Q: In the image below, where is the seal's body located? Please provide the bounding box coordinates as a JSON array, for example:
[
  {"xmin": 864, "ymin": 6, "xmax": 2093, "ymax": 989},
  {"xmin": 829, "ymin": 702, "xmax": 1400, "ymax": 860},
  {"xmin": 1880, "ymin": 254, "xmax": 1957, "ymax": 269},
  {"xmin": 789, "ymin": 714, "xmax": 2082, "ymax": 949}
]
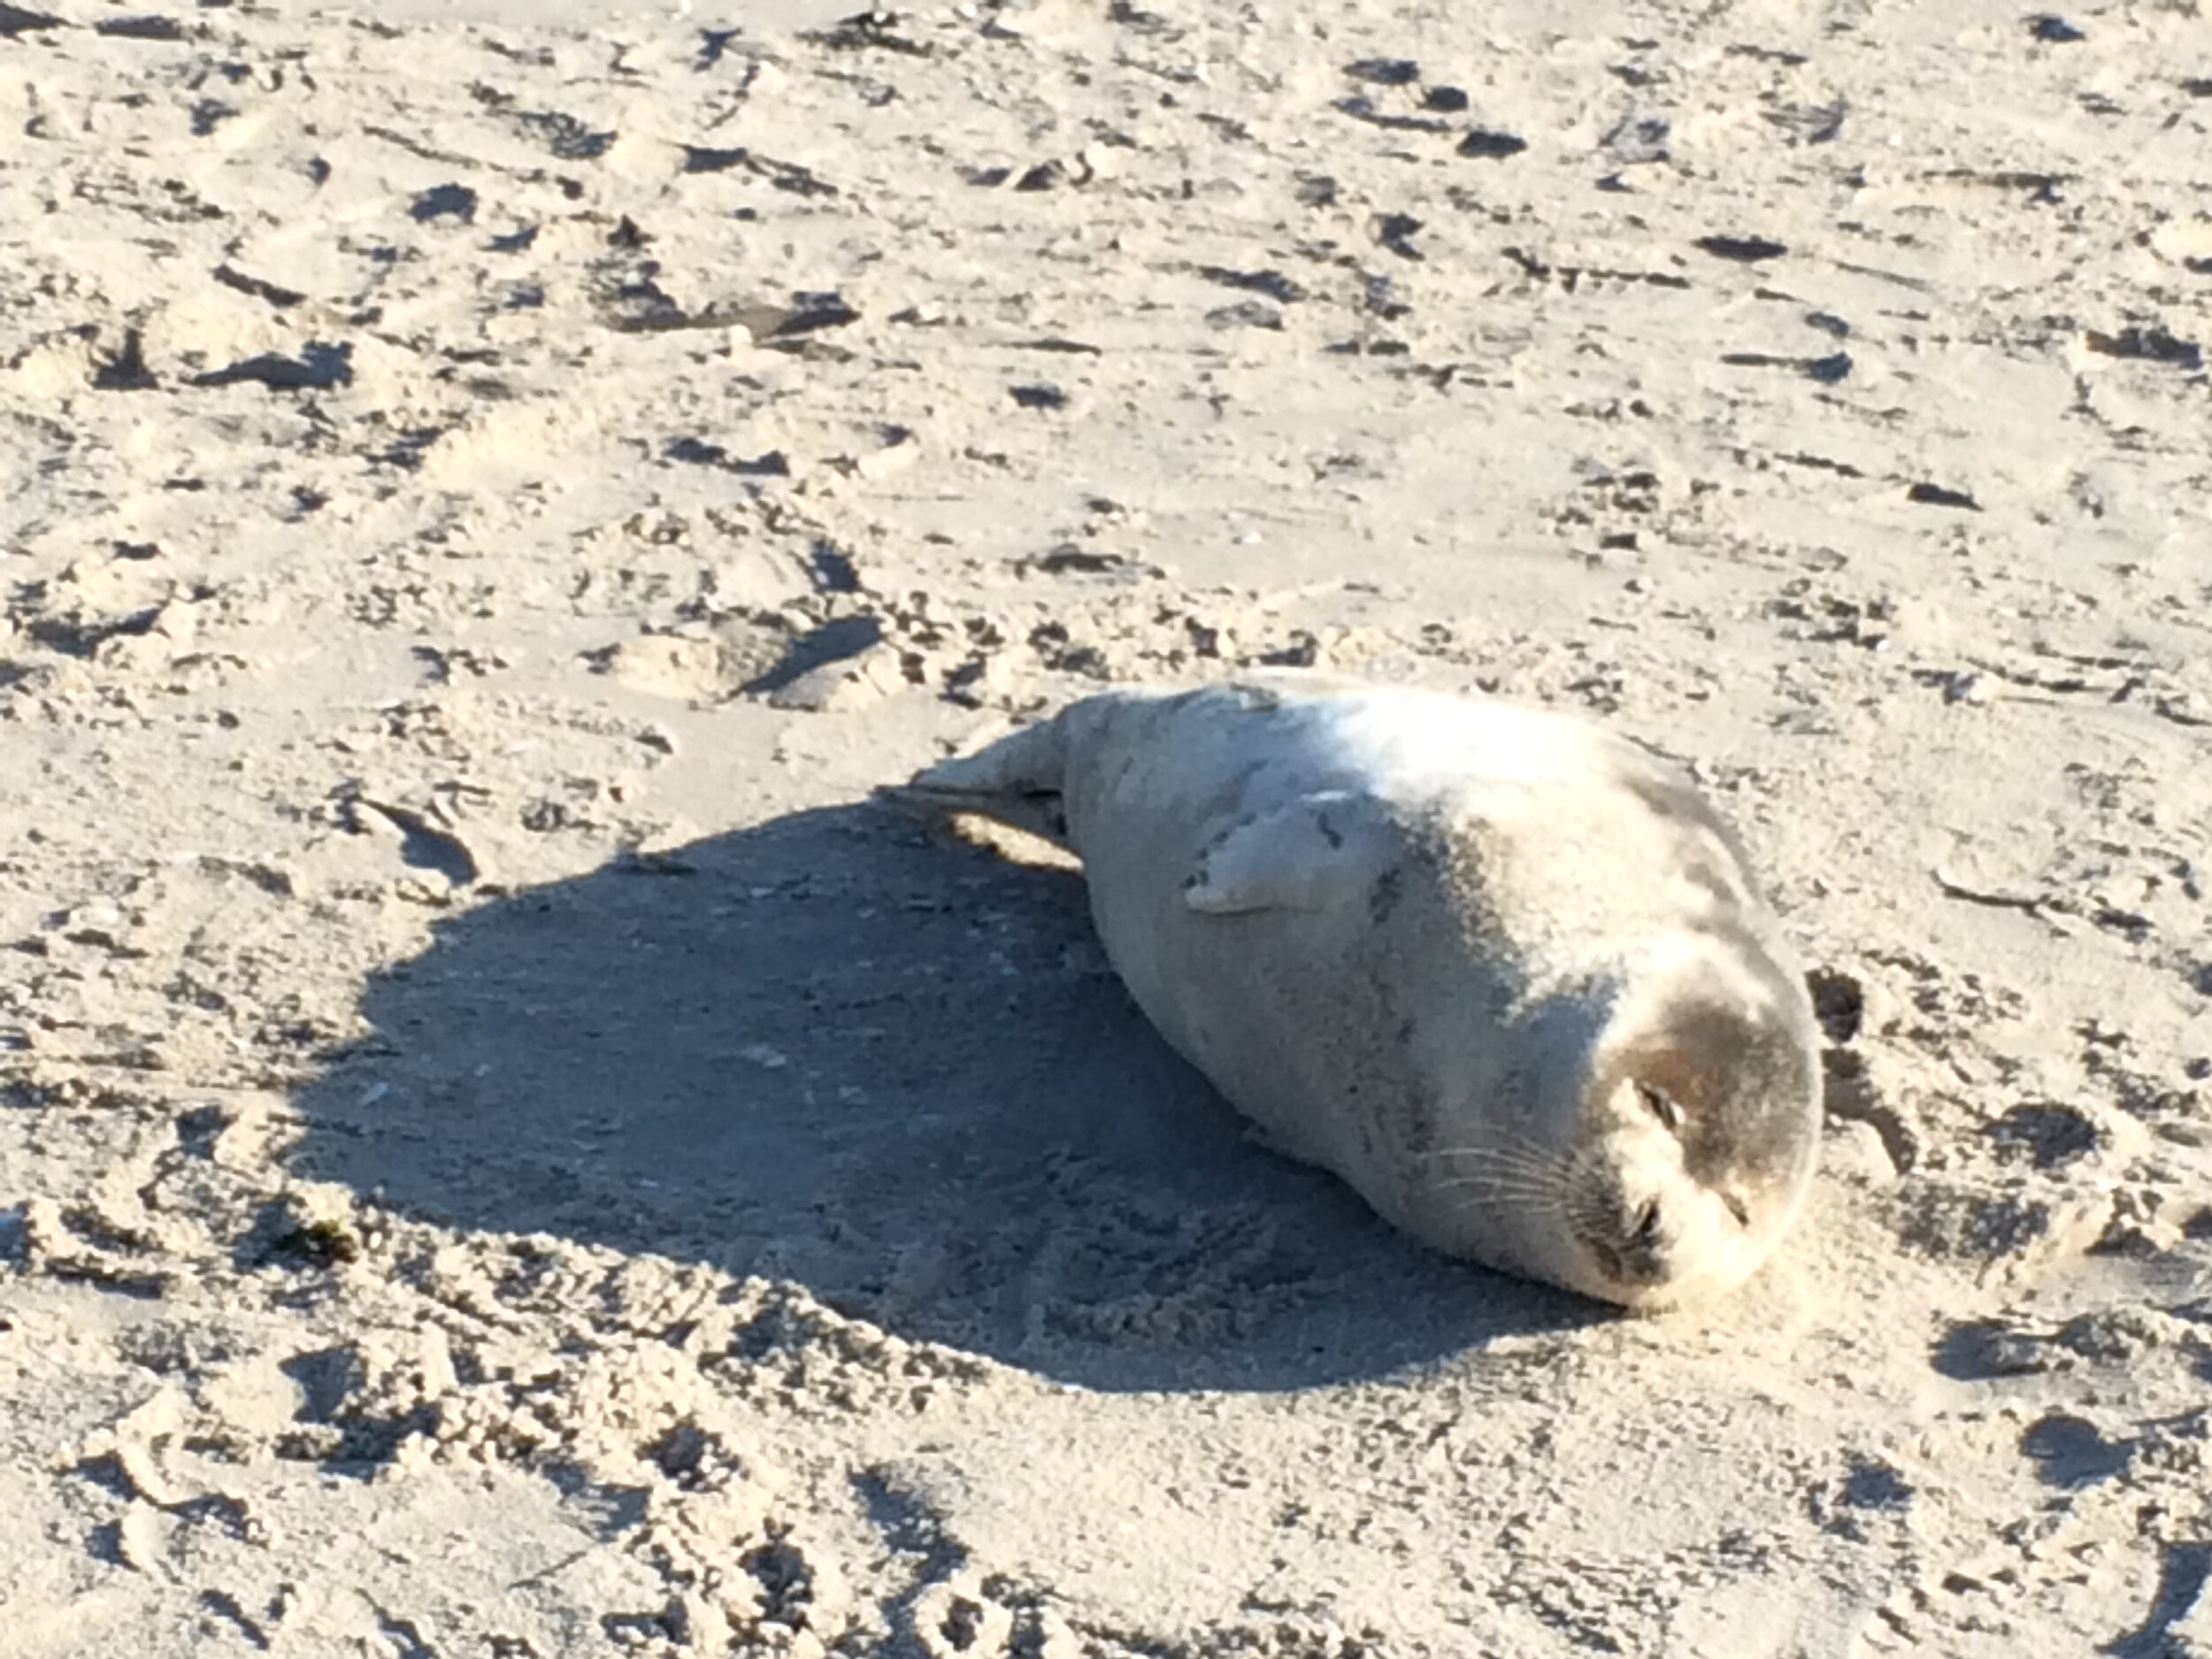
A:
[{"xmin": 893, "ymin": 677, "xmax": 1822, "ymax": 1308}]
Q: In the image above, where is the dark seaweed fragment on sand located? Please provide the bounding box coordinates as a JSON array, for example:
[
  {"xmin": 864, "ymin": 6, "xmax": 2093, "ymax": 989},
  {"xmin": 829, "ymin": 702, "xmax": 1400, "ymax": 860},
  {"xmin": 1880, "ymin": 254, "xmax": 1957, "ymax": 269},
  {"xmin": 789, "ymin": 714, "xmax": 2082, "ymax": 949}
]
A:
[
  {"xmin": 1459, "ymin": 128, "xmax": 1528, "ymax": 160},
  {"xmin": 1720, "ymin": 350, "xmax": 1852, "ymax": 383},
  {"xmin": 214, "ymin": 265, "xmax": 306, "ymax": 307},
  {"xmin": 96, "ymin": 14, "xmax": 186, "ymax": 38},
  {"xmin": 411, "ymin": 182, "xmax": 478, "ymax": 223},
  {"xmin": 1696, "ymin": 234, "xmax": 1788, "ymax": 262},
  {"xmin": 1344, "ymin": 58, "xmax": 1420, "ymax": 86},
  {"xmin": 1907, "ymin": 482, "xmax": 1980, "ymax": 511},
  {"xmin": 2085, "ymin": 326, "xmax": 2202, "ymax": 371},
  {"xmin": 682, "ymin": 145, "xmax": 749, "ymax": 173},
  {"xmin": 0, "ymin": 4, "xmax": 62, "ymax": 35}
]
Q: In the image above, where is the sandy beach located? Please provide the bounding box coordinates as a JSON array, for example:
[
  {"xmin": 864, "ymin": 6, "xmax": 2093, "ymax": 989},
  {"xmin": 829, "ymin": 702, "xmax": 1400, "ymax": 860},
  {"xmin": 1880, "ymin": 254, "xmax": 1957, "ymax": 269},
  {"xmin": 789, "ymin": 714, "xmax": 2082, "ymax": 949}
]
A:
[{"xmin": 3, "ymin": 0, "xmax": 2209, "ymax": 1653}]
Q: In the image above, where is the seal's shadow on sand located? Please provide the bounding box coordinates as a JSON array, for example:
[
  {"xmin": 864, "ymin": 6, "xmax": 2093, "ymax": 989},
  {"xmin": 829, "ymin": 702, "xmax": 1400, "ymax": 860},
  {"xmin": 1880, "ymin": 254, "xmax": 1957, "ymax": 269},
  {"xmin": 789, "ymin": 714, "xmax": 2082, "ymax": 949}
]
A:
[{"xmin": 289, "ymin": 805, "xmax": 1601, "ymax": 1392}]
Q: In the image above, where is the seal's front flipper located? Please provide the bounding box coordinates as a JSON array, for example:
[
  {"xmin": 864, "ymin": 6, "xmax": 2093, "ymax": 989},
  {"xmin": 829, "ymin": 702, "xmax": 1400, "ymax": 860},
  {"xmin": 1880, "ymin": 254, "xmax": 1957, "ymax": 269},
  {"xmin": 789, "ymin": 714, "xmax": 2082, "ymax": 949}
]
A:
[
  {"xmin": 1182, "ymin": 790, "xmax": 1397, "ymax": 915},
  {"xmin": 878, "ymin": 716, "xmax": 1075, "ymax": 848}
]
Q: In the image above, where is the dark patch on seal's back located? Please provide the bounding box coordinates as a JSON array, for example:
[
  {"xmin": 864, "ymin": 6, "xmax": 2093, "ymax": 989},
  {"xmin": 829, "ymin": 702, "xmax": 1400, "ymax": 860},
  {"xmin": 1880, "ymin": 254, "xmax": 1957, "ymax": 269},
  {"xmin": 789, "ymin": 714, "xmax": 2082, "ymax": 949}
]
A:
[
  {"xmin": 1677, "ymin": 859, "xmax": 1740, "ymax": 910},
  {"xmin": 1710, "ymin": 919, "xmax": 1812, "ymax": 1029},
  {"xmin": 1617, "ymin": 765, "xmax": 1705, "ymax": 823},
  {"xmin": 1188, "ymin": 755, "xmax": 1272, "ymax": 831},
  {"xmin": 1612, "ymin": 759, "xmax": 1806, "ymax": 1015},
  {"xmin": 1391, "ymin": 1080, "xmax": 1441, "ymax": 1158},
  {"xmin": 1614, "ymin": 763, "xmax": 1761, "ymax": 881},
  {"xmin": 1369, "ymin": 864, "xmax": 1403, "ymax": 924},
  {"xmin": 1194, "ymin": 809, "xmax": 1260, "ymax": 864}
]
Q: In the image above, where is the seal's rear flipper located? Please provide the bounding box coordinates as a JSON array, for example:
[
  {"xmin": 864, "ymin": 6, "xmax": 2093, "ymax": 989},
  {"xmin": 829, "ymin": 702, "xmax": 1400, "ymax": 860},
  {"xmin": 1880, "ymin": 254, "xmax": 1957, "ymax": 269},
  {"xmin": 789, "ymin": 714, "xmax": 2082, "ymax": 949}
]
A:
[{"xmin": 877, "ymin": 716, "xmax": 1074, "ymax": 849}]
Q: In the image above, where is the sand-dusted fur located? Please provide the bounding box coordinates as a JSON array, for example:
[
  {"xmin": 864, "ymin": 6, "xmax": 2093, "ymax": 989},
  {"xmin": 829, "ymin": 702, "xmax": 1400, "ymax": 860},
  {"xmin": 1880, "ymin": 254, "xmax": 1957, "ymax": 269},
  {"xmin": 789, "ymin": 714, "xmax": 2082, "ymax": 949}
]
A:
[{"xmin": 892, "ymin": 675, "xmax": 1823, "ymax": 1308}]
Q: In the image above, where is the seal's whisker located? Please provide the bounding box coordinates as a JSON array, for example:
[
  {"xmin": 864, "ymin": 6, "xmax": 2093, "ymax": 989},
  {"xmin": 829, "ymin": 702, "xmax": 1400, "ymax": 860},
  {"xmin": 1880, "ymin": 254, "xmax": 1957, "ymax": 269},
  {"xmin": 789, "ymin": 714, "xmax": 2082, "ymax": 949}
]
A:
[
  {"xmin": 1422, "ymin": 1148, "xmax": 1567, "ymax": 1184},
  {"xmin": 1427, "ymin": 1168, "xmax": 1562, "ymax": 1191},
  {"xmin": 1426, "ymin": 1140, "xmax": 1556, "ymax": 1166},
  {"xmin": 1441, "ymin": 1188, "xmax": 1552, "ymax": 1221},
  {"xmin": 1425, "ymin": 1163, "xmax": 1563, "ymax": 1194},
  {"xmin": 1462, "ymin": 1126, "xmax": 1590, "ymax": 1173},
  {"xmin": 1425, "ymin": 1177, "xmax": 1584, "ymax": 1203},
  {"xmin": 1425, "ymin": 1139, "xmax": 1567, "ymax": 1179}
]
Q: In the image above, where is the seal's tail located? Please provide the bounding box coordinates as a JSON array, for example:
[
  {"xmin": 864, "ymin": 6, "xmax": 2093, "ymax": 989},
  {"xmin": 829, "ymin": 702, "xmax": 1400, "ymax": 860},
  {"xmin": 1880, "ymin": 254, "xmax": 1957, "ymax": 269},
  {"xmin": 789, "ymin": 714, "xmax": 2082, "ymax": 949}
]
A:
[{"xmin": 875, "ymin": 714, "xmax": 1074, "ymax": 848}]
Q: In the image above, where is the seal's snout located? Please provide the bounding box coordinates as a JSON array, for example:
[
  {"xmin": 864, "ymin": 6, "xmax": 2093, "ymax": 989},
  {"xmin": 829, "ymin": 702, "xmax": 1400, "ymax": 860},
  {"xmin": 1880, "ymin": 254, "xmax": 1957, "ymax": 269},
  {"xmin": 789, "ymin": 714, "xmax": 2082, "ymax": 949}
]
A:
[{"xmin": 1579, "ymin": 1194, "xmax": 1674, "ymax": 1288}]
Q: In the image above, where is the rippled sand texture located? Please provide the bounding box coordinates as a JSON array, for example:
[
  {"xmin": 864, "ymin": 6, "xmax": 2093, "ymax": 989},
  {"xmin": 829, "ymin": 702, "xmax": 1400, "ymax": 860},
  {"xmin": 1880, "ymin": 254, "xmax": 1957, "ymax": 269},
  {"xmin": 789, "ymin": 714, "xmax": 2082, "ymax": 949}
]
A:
[{"xmin": 3, "ymin": 2, "xmax": 2210, "ymax": 1655}]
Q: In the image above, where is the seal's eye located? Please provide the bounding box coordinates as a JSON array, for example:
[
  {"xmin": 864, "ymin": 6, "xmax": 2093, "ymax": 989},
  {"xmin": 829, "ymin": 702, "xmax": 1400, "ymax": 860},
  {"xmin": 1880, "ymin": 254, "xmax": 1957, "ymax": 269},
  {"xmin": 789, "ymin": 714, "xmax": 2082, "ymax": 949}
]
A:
[{"xmin": 1635, "ymin": 1080, "xmax": 1683, "ymax": 1133}]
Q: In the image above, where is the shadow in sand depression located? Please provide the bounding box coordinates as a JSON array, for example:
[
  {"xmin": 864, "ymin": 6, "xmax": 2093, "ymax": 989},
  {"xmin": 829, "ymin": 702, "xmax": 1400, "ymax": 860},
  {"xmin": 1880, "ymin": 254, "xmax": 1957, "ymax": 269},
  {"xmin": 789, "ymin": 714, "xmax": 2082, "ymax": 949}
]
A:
[{"xmin": 288, "ymin": 803, "xmax": 1601, "ymax": 1392}]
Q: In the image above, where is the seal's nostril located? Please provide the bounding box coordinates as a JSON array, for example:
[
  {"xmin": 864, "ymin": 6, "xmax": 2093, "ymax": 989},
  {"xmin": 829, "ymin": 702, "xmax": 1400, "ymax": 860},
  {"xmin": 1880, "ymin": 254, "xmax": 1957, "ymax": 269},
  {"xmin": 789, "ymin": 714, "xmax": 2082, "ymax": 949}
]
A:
[{"xmin": 1632, "ymin": 1201, "xmax": 1662, "ymax": 1247}]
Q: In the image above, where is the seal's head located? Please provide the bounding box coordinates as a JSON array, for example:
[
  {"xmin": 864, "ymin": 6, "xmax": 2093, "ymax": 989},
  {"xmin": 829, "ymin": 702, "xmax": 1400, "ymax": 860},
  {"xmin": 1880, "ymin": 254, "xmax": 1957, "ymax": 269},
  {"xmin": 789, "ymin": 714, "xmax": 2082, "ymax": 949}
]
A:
[
  {"xmin": 1552, "ymin": 979, "xmax": 1822, "ymax": 1309},
  {"xmin": 1427, "ymin": 967, "xmax": 1822, "ymax": 1310}
]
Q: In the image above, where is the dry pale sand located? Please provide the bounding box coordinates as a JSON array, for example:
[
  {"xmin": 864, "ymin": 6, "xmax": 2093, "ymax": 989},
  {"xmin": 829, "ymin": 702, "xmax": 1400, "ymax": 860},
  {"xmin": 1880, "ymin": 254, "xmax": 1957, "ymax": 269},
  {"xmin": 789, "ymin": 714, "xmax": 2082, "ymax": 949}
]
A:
[{"xmin": 3, "ymin": 0, "xmax": 2210, "ymax": 1654}]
